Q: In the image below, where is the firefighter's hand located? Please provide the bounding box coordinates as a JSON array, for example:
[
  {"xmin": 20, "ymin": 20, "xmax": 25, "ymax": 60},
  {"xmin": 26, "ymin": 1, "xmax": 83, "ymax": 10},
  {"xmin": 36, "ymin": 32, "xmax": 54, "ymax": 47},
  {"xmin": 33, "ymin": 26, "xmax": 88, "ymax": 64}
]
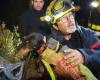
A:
[{"xmin": 64, "ymin": 49, "xmax": 84, "ymax": 67}]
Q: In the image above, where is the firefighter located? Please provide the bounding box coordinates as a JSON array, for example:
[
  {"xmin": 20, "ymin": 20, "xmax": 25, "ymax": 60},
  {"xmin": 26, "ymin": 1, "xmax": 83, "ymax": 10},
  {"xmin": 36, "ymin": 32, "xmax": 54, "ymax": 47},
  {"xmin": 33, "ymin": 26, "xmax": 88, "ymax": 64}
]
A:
[
  {"xmin": 89, "ymin": 0, "xmax": 100, "ymax": 37},
  {"xmin": 41, "ymin": 0, "xmax": 100, "ymax": 79}
]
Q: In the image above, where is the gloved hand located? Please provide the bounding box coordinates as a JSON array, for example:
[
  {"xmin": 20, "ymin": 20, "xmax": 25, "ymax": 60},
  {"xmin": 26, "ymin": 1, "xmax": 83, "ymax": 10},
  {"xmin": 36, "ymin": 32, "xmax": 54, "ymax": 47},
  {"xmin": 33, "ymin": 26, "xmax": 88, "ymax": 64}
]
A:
[
  {"xmin": 41, "ymin": 47, "xmax": 97, "ymax": 80},
  {"xmin": 41, "ymin": 47, "xmax": 84, "ymax": 80}
]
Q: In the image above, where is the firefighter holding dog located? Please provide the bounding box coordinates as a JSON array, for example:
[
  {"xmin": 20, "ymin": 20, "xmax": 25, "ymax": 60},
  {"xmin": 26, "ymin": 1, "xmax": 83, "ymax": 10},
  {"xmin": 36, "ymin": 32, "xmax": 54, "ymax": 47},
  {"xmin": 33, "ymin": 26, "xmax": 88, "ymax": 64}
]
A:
[{"xmin": 40, "ymin": 0, "xmax": 100, "ymax": 79}]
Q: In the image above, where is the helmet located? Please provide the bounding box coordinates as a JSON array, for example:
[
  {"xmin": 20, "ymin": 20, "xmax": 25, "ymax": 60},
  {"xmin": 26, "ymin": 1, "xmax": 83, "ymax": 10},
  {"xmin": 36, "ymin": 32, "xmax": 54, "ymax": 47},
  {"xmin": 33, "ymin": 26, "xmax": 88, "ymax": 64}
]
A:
[{"xmin": 40, "ymin": 0, "xmax": 75, "ymax": 24}]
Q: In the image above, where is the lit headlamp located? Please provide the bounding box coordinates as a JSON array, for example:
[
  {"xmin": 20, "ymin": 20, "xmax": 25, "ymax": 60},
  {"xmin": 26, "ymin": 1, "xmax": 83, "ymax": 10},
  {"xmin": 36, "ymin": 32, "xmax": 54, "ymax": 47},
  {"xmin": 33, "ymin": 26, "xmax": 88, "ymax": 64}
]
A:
[
  {"xmin": 91, "ymin": 0, "xmax": 99, "ymax": 8},
  {"xmin": 40, "ymin": 15, "xmax": 52, "ymax": 23}
]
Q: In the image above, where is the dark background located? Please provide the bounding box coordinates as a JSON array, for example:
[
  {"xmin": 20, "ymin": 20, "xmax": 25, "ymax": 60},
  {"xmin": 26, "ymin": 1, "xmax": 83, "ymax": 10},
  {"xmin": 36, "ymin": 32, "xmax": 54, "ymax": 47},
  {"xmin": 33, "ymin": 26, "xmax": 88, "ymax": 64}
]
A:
[
  {"xmin": 0, "ymin": 0, "xmax": 90, "ymax": 30},
  {"xmin": 0, "ymin": 0, "xmax": 29, "ymax": 30},
  {"xmin": 0, "ymin": 0, "xmax": 51, "ymax": 30}
]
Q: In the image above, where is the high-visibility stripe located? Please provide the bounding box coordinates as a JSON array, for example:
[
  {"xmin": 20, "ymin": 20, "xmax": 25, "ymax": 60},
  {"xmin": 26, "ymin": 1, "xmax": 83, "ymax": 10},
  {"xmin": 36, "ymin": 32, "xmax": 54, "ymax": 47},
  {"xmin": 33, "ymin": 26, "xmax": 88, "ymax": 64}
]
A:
[
  {"xmin": 89, "ymin": 41, "xmax": 100, "ymax": 49},
  {"xmin": 41, "ymin": 59, "xmax": 56, "ymax": 80},
  {"xmin": 90, "ymin": 24, "xmax": 100, "ymax": 31}
]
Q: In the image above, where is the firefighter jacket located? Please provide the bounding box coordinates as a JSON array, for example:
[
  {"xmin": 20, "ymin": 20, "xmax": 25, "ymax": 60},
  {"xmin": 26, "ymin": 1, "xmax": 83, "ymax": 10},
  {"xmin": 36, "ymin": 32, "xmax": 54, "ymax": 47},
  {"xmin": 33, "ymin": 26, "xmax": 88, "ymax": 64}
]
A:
[
  {"xmin": 89, "ymin": 3, "xmax": 100, "ymax": 36},
  {"xmin": 50, "ymin": 25, "xmax": 100, "ymax": 78}
]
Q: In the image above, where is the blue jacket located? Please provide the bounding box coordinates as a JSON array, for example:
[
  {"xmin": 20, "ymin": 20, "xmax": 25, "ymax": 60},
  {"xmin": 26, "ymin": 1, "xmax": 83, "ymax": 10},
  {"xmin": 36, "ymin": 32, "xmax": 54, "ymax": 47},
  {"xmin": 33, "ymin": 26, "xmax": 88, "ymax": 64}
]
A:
[{"xmin": 51, "ymin": 25, "xmax": 100, "ymax": 78}]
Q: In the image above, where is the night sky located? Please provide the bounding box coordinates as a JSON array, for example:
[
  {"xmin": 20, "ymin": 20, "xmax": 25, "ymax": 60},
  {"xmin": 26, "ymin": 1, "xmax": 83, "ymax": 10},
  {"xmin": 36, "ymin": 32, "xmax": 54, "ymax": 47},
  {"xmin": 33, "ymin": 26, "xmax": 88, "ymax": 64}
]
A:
[{"xmin": 0, "ymin": 0, "xmax": 29, "ymax": 30}]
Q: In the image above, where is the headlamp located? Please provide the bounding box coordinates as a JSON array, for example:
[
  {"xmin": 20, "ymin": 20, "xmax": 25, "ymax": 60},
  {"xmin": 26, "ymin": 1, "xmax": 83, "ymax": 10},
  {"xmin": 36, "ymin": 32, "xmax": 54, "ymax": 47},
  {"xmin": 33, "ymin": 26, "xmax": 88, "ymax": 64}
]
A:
[
  {"xmin": 40, "ymin": 15, "xmax": 52, "ymax": 23},
  {"xmin": 45, "ymin": 16, "xmax": 52, "ymax": 22}
]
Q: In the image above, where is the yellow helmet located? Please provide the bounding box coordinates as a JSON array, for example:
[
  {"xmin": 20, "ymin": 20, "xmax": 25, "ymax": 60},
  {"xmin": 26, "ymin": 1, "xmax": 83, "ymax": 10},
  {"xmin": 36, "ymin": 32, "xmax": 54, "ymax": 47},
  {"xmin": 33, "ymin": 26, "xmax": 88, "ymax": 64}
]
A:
[{"xmin": 41, "ymin": 0, "xmax": 75, "ymax": 24}]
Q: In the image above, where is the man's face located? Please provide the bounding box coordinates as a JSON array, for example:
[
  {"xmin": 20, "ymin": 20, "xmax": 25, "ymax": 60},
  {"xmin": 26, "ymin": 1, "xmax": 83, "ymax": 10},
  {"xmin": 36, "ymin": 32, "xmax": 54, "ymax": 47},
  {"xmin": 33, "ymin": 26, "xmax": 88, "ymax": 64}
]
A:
[
  {"xmin": 56, "ymin": 12, "xmax": 76, "ymax": 35},
  {"xmin": 32, "ymin": 0, "xmax": 44, "ymax": 11}
]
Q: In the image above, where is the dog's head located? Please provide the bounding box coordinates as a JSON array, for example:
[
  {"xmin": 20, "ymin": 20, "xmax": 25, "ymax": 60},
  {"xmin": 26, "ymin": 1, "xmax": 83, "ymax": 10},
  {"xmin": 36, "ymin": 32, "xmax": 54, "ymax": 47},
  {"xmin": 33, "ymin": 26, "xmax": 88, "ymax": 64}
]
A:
[{"xmin": 23, "ymin": 33, "xmax": 46, "ymax": 50}]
